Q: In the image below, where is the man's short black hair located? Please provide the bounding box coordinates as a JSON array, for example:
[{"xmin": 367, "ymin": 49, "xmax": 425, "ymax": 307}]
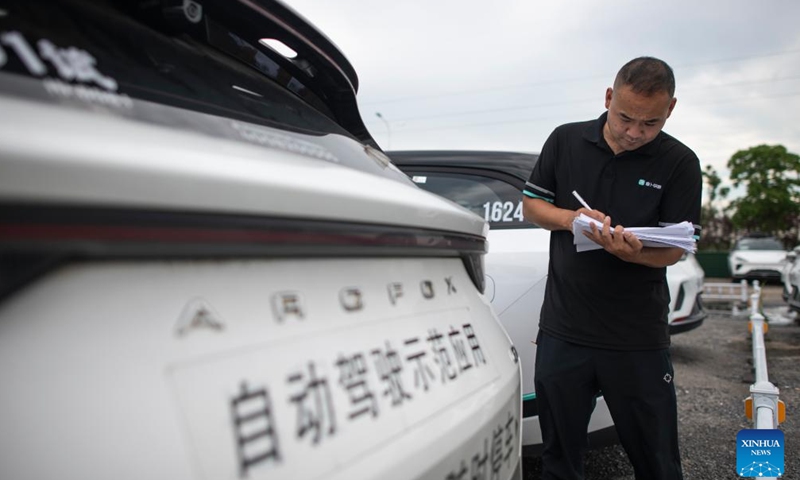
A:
[{"xmin": 614, "ymin": 57, "xmax": 675, "ymax": 98}]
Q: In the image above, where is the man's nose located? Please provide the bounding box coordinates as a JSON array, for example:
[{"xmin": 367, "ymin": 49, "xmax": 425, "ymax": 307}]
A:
[{"xmin": 626, "ymin": 125, "xmax": 644, "ymax": 139}]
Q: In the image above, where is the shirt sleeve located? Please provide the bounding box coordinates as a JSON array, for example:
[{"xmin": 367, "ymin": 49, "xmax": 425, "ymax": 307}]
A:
[
  {"xmin": 660, "ymin": 150, "xmax": 703, "ymax": 241},
  {"xmin": 523, "ymin": 128, "xmax": 559, "ymax": 204}
]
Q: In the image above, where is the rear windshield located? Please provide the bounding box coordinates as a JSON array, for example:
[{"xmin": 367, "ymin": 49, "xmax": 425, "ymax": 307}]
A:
[
  {"xmin": 0, "ymin": 1, "xmax": 351, "ymax": 138},
  {"xmin": 736, "ymin": 238, "xmax": 784, "ymax": 251},
  {"xmin": 409, "ymin": 172, "xmax": 533, "ymax": 229}
]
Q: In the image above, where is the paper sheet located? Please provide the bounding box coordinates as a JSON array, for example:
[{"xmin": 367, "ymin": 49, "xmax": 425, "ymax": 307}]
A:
[{"xmin": 572, "ymin": 214, "xmax": 696, "ymax": 253}]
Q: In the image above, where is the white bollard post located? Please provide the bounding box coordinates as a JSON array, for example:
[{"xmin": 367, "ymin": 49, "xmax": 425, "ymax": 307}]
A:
[
  {"xmin": 749, "ymin": 288, "xmax": 781, "ymax": 432},
  {"xmin": 732, "ymin": 279, "xmax": 749, "ymax": 316},
  {"xmin": 740, "ymin": 279, "xmax": 748, "ymax": 304}
]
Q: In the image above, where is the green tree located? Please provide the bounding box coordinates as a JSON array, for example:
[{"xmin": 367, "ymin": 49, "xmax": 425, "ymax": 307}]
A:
[
  {"xmin": 699, "ymin": 165, "xmax": 733, "ymax": 250},
  {"xmin": 726, "ymin": 144, "xmax": 800, "ymax": 246}
]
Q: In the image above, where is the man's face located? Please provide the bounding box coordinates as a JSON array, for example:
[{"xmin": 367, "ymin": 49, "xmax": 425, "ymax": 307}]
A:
[{"xmin": 603, "ymin": 84, "xmax": 676, "ymax": 153}]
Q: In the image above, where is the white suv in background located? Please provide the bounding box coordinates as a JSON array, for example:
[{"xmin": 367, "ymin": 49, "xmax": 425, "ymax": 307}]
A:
[
  {"xmin": 728, "ymin": 234, "xmax": 788, "ymax": 284},
  {"xmin": 0, "ymin": 2, "xmax": 522, "ymax": 479}
]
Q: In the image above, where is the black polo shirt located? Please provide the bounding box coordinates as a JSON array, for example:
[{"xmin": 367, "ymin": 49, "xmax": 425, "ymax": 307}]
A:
[{"xmin": 524, "ymin": 112, "xmax": 702, "ymax": 350}]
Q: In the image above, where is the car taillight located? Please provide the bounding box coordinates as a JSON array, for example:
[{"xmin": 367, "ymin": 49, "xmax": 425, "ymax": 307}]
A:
[{"xmin": 0, "ymin": 204, "xmax": 488, "ymax": 300}]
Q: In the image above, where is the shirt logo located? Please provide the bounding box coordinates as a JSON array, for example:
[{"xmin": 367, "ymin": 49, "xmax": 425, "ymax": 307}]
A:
[{"xmin": 638, "ymin": 178, "xmax": 662, "ymax": 190}]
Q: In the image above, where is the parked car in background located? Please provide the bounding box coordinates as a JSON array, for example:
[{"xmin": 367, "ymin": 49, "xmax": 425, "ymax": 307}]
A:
[
  {"xmin": 784, "ymin": 246, "xmax": 800, "ymax": 312},
  {"xmin": 390, "ymin": 149, "xmax": 707, "ymax": 454},
  {"xmin": 666, "ymin": 252, "xmax": 707, "ymax": 333},
  {"xmin": 0, "ymin": 3, "xmax": 522, "ymax": 480},
  {"xmin": 728, "ymin": 234, "xmax": 788, "ymax": 284}
]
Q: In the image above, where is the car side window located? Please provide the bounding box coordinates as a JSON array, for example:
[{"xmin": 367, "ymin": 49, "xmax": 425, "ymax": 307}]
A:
[
  {"xmin": 736, "ymin": 238, "xmax": 784, "ymax": 251},
  {"xmin": 409, "ymin": 172, "xmax": 533, "ymax": 229}
]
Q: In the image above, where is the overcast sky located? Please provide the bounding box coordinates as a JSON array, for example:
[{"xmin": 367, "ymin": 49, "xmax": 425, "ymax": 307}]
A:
[{"xmin": 285, "ymin": 0, "xmax": 800, "ymax": 195}]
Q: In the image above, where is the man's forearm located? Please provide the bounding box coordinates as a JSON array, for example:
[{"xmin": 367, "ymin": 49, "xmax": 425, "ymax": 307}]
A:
[
  {"xmin": 522, "ymin": 197, "xmax": 575, "ymax": 231},
  {"xmin": 625, "ymin": 246, "xmax": 685, "ymax": 268}
]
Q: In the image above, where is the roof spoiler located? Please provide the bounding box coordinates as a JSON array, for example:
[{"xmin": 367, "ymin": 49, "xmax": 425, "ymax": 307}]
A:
[{"xmin": 132, "ymin": 0, "xmax": 378, "ymax": 148}]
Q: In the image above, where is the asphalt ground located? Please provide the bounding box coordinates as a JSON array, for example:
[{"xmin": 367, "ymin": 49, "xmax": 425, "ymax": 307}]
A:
[{"xmin": 522, "ymin": 282, "xmax": 798, "ymax": 479}]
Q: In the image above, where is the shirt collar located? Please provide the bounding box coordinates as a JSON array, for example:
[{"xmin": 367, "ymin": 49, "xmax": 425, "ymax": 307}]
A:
[{"xmin": 583, "ymin": 111, "xmax": 663, "ymax": 157}]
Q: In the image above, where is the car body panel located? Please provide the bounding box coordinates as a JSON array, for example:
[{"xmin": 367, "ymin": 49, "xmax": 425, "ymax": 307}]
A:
[
  {"xmin": 484, "ymin": 229, "xmax": 549, "ymax": 398},
  {"xmin": 0, "ymin": 93, "xmax": 485, "ymax": 236}
]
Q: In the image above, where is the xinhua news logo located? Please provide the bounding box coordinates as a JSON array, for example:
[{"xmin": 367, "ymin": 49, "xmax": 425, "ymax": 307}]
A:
[{"xmin": 736, "ymin": 429, "xmax": 784, "ymax": 477}]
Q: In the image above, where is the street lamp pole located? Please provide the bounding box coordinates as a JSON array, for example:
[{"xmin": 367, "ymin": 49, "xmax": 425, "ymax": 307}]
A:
[{"xmin": 375, "ymin": 112, "xmax": 391, "ymax": 149}]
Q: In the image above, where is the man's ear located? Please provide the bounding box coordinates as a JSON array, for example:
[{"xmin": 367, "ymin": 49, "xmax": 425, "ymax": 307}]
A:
[
  {"xmin": 666, "ymin": 97, "xmax": 677, "ymax": 118},
  {"xmin": 604, "ymin": 87, "xmax": 613, "ymax": 109}
]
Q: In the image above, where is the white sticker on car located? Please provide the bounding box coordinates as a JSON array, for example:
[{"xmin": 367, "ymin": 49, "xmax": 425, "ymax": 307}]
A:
[
  {"xmin": 0, "ymin": 30, "xmax": 132, "ymax": 108},
  {"xmin": 168, "ymin": 308, "xmax": 498, "ymax": 479},
  {"xmin": 0, "ymin": 30, "xmax": 118, "ymax": 89}
]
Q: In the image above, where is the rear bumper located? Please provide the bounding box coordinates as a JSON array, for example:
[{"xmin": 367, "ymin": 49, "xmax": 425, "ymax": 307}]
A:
[{"xmin": 669, "ymin": 298, "xmax": 707, "ymax": 334}]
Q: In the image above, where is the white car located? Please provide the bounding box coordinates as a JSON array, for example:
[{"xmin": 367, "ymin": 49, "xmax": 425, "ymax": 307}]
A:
[
  {"xmin": 728, "ymin": 235, "xmax": 788, "ymax": 283},
  {"xmin": 391, "ymin": 149, "xmax": 708, "ymax": 454},
  {"xmin": 666, "ymin": 252, "xmax": 707, "ymax": 333},
  {"xmin": 0, "ymin": 3, "xmax": 522, "ymax": 480},
  {"xmin": 783, "ymin": 246, "xmax": 800, "ymax": 312}
]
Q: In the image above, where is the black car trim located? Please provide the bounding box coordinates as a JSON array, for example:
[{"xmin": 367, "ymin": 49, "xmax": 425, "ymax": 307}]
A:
[
  {"xmin": 399, "ymin": 165, "xmax": 525, "ymax": 189},
  {"xmin": 0, "ymin": 0, "xmax": 377, "ymax": 148},
  {"xmin": 389, "ymin": 150, "xmax": 539, "ymax": 182},
  {"xmin": 397, "ymin": 166, "xmax": 542, "ymax": 231},
  {"xmin": 236, "ymin": 0, "xmax": 357, "ymax": 90},
  {"xmin": 522, "ymin": 396, "xmax": 539, "ymax": 419},
  {"xmin": 189, "ymin": 0, "xmax": 375, "ymax": 146},
  {"xmin": 0, "ymin": 204, "xmax": 487, "ymax": 301}
]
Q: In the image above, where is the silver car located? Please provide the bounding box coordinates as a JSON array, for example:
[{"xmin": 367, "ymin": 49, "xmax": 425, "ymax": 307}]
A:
[{"xmin": 0, "ymin": 2, "xmax": 522, "ymax": 479}]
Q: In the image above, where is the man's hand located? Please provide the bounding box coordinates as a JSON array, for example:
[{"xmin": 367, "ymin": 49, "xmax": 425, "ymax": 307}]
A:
[
  {"xmin": 576, "ymin": 207, "xmax": 605, "ymax": 223},
  {"xmin": 583, "ymin": 215, "xmax": 643, "ymax": 262},
  {"xmin": 522, "ymin": 196, "xmax": 607, "ymax": 234}
]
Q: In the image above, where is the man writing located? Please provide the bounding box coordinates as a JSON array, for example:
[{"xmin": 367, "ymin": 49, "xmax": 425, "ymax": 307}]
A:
[{"xmin": 522, "ymin": 57, "xmax": 702, "ymax": 480}]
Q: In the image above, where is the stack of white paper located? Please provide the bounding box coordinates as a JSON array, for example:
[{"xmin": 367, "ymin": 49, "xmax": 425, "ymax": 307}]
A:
[{"xmin": 572, "ymin": 213, "xmax": 697, "ymax": 253}]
